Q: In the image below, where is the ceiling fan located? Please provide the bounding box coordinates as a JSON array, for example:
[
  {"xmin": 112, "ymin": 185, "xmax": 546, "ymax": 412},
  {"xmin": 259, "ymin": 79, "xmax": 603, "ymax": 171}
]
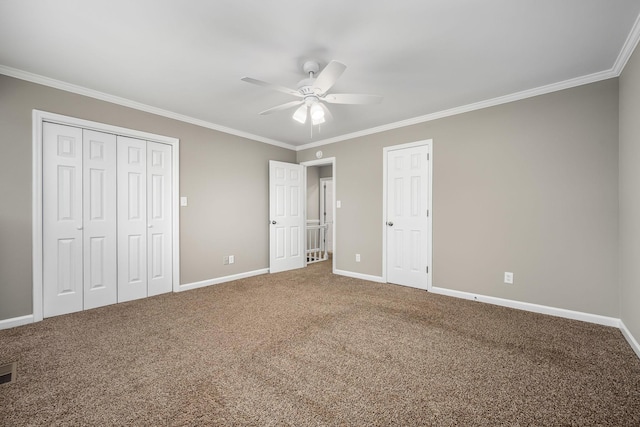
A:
[{"xmin": 241, "ymin": 60, "xmax": 382, "ymax": 126}]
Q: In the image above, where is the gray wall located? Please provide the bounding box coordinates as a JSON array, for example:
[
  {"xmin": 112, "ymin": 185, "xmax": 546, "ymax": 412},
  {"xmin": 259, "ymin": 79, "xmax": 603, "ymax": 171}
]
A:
[
  {"xmin": 1, "ymin": 70, "xmax": 632, "ymax": 332},
  {"xmin": 298, "ymin": 79, "xmax": 620, "ymax": 317},
  {"xmin": 620, "ymin": 45, "xmax": 640, "ymax": 341},
  {"xmin": 0, "ymin": 74, "xmax": 295, "ymax": 321}
]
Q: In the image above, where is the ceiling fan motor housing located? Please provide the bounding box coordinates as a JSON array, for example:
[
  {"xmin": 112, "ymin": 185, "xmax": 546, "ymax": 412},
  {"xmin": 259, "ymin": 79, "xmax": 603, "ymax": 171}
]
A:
[{"xmin": 297, "ymin": 76, "xmax": 316, "ymax": 92}]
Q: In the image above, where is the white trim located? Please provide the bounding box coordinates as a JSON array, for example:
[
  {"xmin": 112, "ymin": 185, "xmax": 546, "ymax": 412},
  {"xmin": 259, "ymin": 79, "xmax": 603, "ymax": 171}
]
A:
[
  {"xmin": 0, "ymin": 60, "xmax": 625, "ymax": 156},
  {"xmin": 0, "ymin": 315, "xmax": 34, "ymax": 331},
  {"xmin": 300, "ymin": 157, "xmax": 337, "ymax": 274},
  {"xmin": 620, "ymin": 320, "xmax": 640, "ymax": 360},
  {"xmin": 295, "ymin": 69, "xmax": 617, "ymax": 151},
  {"xmin": 335, "ymin": 269, "xmax": 385, "ymax": 283},
  {"xmin": 613, "ymin": 12, "xmax": 640, "ymax": 75},
  {"xmin": 382, "ymin": 140, "xmax": 433, "ymax": 290},
  {"xmin": 1, "ymin": 65, "xmax": 294, "ymax": 151},
  {"xmin": 171, "ymin": 140, "xmax": 181, "ymax": 294},
  {"xmin": 430, "ymin": 286, "xmax": 620, "ymax": 327},
  {"xmin": 319, "ymin": 177, "xmax": 334, "ymax": 260},
  {"xmin": 32, "ymin": 112, "xmax": 44, "ymax": 322},
  {"xmin": 179, "ymin": 268, "xmax": 269, "ymax": 292},
  {"xmin": 32, "ymin": 110, "xmax": 181, "ymax": 321}
]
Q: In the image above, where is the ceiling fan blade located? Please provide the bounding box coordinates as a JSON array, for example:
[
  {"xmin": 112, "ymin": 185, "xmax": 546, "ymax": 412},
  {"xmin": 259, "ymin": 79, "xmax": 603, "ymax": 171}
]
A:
[
  {"xmin": 259, "ymin": 100, "xmax": 304, "ymax": 115},
  {"xmin": 323, "ymin": 93, "xmax": 383, "ymax": 105},
  {"xmin": 313, "ymin": 61, "xmax": 346, "ymax": 94},
  {"xmin": 241, "ymin": 77, "xmax": 302, "ymax": 97}
]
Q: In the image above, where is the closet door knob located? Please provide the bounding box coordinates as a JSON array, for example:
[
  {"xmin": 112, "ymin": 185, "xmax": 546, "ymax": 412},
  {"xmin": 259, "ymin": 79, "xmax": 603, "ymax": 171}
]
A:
[
  {"xmin": 386, "ymin": 221, "xmax": 394, "ymax": 227},
  {"xmin": 271, "ymin": 220, "xmax": 277, "ymax": 225},
  {"xmin": 77, "ymin": 226, "xmax": 83, "ymax": 230}
]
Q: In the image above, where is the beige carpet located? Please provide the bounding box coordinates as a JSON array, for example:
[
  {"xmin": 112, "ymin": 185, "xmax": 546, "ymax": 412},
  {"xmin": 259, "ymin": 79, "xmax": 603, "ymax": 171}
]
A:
[{"xmin": 1, "ymin": 261, "xmax": 639, "ymax": 426}]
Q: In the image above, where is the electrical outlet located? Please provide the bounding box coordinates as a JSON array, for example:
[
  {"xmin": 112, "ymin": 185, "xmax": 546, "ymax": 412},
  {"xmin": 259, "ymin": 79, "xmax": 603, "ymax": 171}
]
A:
[
  {"xmin": 504, "ymin": 272, "xmax": 514, "ymax": 284},
  {"xmin": 223, "ymin": 256, "xmax": 229, "ymax": 265},
  {"xmin": 355, "ymin": 254, "xmax": 361, "ymax": 262},
  {"xmin": 229, "ymin": 255, "xmax": 234, "ymax": 264}
]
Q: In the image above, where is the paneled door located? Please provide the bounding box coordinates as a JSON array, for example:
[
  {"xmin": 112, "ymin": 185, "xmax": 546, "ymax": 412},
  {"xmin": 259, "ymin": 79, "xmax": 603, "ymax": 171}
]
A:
[
  {"xmin": 146, "ymin": 141, "xmax": 173, "ymax": 296},
  {"xmin": 35, "ymin": 110, "xmax": 179, "ymax": 321},
  {"xmin": 269, "ymin": 160, "xmax": 304, "ymax": 273},
  {"xmin": 117, "ymin": 136, "xmax": 148, "ymax": 302},
  {"xmin": 385, "ymin": 143, "xmax": 430, "ymax": 289},
  {"xmin": 82, "ymin": 129, "xmax": 117, "ymax": 310},
  {"xmin": 43, "ymin": 123, "xmax": 117, "ymax": 317}
]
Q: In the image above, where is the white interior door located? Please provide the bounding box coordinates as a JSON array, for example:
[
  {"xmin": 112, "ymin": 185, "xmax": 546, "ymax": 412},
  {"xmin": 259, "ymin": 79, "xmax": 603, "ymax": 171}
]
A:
[
  {"xmin": 269, "ymin": 160, "xmax": 304, "ymax": 273},
  {"xmin": 385, "ymin": 144, "xmax": 430, "ymax": 289},
  {"xmin": 320, "ymin": 178, "xmax": 334, "ymax": 252},
  {"xmin": 82, "ymin": 129, "xmax": 117, "ymax": 310},
  {"xmin": 43, "ymin": 123, "xmax": 84, "ymax": 317},
  {"xmin": 117, "ymin": 136, "xmax": 148, "ymax": 302},
  {"xmin": 147, "ymin": 141, "xmax": 173, "ymax": 296}
]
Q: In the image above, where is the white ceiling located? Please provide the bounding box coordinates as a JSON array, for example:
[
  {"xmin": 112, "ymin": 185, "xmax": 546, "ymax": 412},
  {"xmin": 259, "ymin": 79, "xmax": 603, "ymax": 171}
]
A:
[{"xmin": 1, "ymin": 0, "xmax": 640, "ymax": 149}]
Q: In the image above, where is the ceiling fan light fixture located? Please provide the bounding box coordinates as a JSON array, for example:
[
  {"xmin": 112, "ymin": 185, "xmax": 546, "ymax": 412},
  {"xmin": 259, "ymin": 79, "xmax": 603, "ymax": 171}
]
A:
[
  {"xmin": 310, "ymin": 102, "xmax": 325, "ymax": 125},
  {"xmin": 292, "ymin": 104, "xmax": 308, "ymax": 124}
]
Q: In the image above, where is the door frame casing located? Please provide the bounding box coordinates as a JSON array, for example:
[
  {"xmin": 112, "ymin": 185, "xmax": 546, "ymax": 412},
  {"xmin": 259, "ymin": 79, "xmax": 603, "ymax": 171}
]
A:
[
  {"xmin": 382, "ymin": 140, "xmax": 433, "ymax": 290},
  {"xmin": 300, "ymin": 157, "xmax": 336, "ymax": 274},
  {"xmin": 32, "ymin": 110, "xmax": 181, "ymax": 322},
  {"xmin": 319, "ymin": 177, "xmax": 334, "ymax": 252}
]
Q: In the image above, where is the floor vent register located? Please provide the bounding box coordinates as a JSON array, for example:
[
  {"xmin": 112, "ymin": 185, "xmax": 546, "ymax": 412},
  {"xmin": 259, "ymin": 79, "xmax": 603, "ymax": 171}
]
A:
[{"xmin": 0, "ymin": 362, "xmax": 17, "ymax": 385}]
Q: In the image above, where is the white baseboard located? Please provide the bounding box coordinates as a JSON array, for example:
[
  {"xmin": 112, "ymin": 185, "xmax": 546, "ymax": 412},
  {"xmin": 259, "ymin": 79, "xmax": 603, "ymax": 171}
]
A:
[
  {"xmin": 0, "ymin": 314, "xmax": 34, "ymax": 330},
  {"xmin": 179, "ymin": 268, "xmax": 269, "ymax": 292},
  {"xmin": 334, "ymin": 269, "xmax": 385, "ymax": 283},
  {"xmin": 3, "ymin": 275, "xmax": 639, "ymax": 361},
  {"xmin": 430, "ymin": 286, "xmax": 620, "ymax": 327},
  {"xmin": 620, "ymin": 320, "xmax": 640, "ymax": 360}
]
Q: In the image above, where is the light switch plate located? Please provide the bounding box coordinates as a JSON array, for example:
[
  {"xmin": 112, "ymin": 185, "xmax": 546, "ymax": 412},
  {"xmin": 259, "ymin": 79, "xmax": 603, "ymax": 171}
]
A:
[{"xmin": 180, "ymin": 197, "xmax": 188, "ymax": 207}]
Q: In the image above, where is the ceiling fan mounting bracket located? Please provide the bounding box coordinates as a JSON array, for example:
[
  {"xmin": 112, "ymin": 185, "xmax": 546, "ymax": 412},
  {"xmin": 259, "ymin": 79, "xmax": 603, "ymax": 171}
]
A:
[{"xmin": 302, "ymin": 60, "xmax": 320, "ymax": 75}]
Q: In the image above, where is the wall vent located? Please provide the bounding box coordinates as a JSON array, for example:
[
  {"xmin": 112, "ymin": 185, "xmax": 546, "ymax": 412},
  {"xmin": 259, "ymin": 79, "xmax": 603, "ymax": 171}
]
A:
[{"xmin": 0, "ymin": 362, "xmax": 17, "ymax": 385}]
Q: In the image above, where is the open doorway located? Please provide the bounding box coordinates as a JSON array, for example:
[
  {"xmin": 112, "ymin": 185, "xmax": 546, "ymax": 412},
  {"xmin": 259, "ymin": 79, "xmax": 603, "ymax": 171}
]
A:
[{"xmin": 302, "ymin": 157, "xmax": 336, "ymax": 273}]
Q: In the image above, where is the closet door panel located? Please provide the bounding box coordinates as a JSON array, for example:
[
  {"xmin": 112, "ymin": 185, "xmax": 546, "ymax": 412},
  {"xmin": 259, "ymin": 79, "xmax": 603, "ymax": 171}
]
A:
[
  {"xmin": 117, "ymin": 136, "xmax": 148, "ymax": 302},
  {"xmin": 43, "ymin": 123, "xmax": 84, "ymax": 317},
  {"xmin": 147, "ymin": 142, "xmax": 173, "ymax": 296},
  {"xmin": 83, "ymin": 130, "xmax": 117, "ymax": 310}
]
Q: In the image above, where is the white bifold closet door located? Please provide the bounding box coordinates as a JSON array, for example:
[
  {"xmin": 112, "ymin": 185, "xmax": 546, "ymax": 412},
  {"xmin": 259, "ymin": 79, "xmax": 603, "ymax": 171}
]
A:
[
  {"xmin": 146, "ymin": 141, "xmax": 173, "ymax": 296},
  {"xmin": 117, "ymin": 136, "xmax": 172, "ymax": 302},
  {"xmin": 42, "ymin": 123, "xmax": 173, "ymax": 317},
  {"xmin": 43, "ymin": 123, "xmax": 117, "ymax": 317}
]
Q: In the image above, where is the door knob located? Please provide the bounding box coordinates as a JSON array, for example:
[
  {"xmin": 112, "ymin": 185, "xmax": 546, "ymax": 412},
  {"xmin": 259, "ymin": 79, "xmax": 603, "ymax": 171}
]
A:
[
  {"xmin": 148, "ymin": 224, "xmax": 153, "ymax": 228},
  {"xmin": 271, "ymin": 220, "xmax": 277, "ymax": 225},
  {"xmin": 77, "ymin": 226, "xmax": 83, "ymax": 230},
  {"xmin": 387, "ymin": 221, "xmax": 394, "ymax": 226}
]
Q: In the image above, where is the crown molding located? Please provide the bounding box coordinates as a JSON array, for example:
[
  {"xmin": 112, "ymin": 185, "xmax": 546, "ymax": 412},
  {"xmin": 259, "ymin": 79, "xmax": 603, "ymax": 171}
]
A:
[
  {"xmin": 0, "ymin": 65, "xmax": 296, "ymax": 151},
  {"xmin": 613, "ymin": 12, "xmax": 640, "ymax": 76},
  {"xmin": 295, "ymin": 68, "xmax": 618, "ymax": 151},
  {"xmin": 296, "ymin": 14, "xmax": 640, "ymax": 152},
  {"xmin": 1, "ymin": 42, "xmax": 633, "ymax": 155}
]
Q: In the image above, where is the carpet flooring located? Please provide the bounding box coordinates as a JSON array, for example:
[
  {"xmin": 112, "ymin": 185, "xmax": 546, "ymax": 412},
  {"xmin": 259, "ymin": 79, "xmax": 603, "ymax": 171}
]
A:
[{"xmin": 1, "ymin": 261, "xmax": 639, "ymax": 426}]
